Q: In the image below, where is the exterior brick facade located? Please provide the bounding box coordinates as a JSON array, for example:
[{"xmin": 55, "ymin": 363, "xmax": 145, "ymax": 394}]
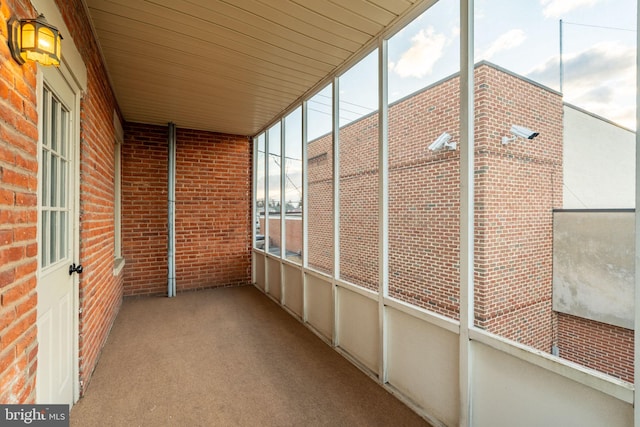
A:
[
  {"xmin": 0, "ymin": 0, "xmax": 40, "ymax": 403},
  {"xmin": 123, "ymin": 123, "xmax": 252, "ymax": 296}
]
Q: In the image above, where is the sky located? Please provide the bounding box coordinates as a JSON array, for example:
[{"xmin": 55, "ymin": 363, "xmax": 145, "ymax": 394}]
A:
[{"xmin": 259, "ymin": 0, "xmax": 638, "ymax": 205}]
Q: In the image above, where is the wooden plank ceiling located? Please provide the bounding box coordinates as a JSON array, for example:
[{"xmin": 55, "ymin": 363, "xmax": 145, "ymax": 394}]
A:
[{"xmin": 83, "ymin": 0, "xmax": 423, "ymax": 136}]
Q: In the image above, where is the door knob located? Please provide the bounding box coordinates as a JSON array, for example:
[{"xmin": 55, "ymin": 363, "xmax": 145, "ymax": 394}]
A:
[{"xmin": 69, "ymin": 263, "xmax": 83, "ymax": 275}]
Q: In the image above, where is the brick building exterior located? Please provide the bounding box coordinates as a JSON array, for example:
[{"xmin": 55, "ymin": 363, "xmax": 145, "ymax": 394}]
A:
[{"xmin": 303, "ymin": 63, "xmax": 633, "ymax": 381}]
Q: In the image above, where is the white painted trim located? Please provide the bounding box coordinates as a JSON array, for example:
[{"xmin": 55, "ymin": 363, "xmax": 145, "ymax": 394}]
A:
[
  {"xmin": 377, "ymin": 39, "xmax": 390, "ymax": 385},
  {"xmin": 383, "ymin": 297, "xmax": 460, "ymax": 335},
  {"xmin": 332, "ymin": 78, "xmax": 339, "ymax": 347},
  {"xmin": 301, "ymin": 102, "xmax": 309, "ymax": 324},
  {"xmin": 459, "ymin": 1, "xmax": 474, "ymax": 425},
  {"xmin": 280, "ymin": 119, "xmax": 285, "ymax": 304},
  {"xmin": 304, "ymin": 267, "xmax": 333, "ymax": 283},
  {"xmin": 469, "ymin": 328, "xmax": 634, "ymax": 404},
  {"xmin": 30, "ymin": 0, "xmax": 87, "ymax": 92},
  {"xmin": 335, "ymin": 279, "xmax": 378, "ymax": 301}
]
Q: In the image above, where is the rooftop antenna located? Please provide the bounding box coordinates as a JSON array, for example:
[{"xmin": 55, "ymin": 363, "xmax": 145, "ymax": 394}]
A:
[{"xmin": 559, "ymin": 19, "xmax": 563, "ymax": 93}]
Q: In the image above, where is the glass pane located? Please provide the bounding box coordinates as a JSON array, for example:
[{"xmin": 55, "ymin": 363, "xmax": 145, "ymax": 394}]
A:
[
  {"xmin": 255, "ymin": 134, "xmax": 266, "ymax": 251},
  {"xmin": 388, "ymin": 0, "xmax": 460, "ymax": 319},
  {"xmin": 338, "ymin": 50, "xmax": 379, "ymax": 292},
  {"xmin": 60, "ymin": 159, "xmax": 67, "ymax": 209},
  {"xmin": 41, "ymin": 211, "xmax": 48, "ymax": 267},
  {"xmin": 284, "ymin": 107, "xmax": 303, "ymax": 263},
  {"xmin": 41, "ymin": 149, "xmax": 48, "ymax": 207},
  {"xmin": 306, "ymin": 85, "xmax": 334, "ymax": 275},
  {"xmin": 60, "ymin": 109, "xmax": 68, "ymax": 157},
  {"xmin": 474, "ymin": 0, "xmax": 636, "ymax": 383},
  {"xmin": 51, "ymin": 98, "xmax": 58, "ymax": 153},
  {"xmin": 43, "ymin": 90, "xmax": 49, "ymax": 147},
  {"xmin": 59, "ymin": 211, "xmax": 67, "ymax": 260},
  {"xmin": 267, "ymin": 123, "xmax": 282, "ymax": 256},
  {"xmin": 49, "ymin": 211, "xmax": 57, "ymax": 264},
  {"xmin": 50, "ymin": 154, "xmax": 58, "ymax": 207}
]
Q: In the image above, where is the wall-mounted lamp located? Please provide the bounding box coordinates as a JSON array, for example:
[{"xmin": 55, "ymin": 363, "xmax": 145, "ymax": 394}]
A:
[
  {"xmin": 502, "ymin": 125, "xmax": 539, "ymax": 145},
  {"xmin": 7, "ymin": 14, "xmax": 62, "ymax": 67},
  {"xmin": 429, "ymin": 132, "xmax": 457, "ymax": 151}
]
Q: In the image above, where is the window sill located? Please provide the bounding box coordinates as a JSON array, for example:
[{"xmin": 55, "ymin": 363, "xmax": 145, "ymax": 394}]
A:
[{"xmin": 113, "ymin": 257, "xmax": 126, "ymax": 276}]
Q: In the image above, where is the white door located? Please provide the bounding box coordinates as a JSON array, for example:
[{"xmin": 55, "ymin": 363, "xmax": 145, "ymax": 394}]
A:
[{"xmin": 37, "ymin": 69, "xmax": 78, "ymax": 405}]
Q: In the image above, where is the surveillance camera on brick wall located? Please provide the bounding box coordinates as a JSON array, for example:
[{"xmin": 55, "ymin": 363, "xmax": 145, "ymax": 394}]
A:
[
  {"xmin": 502, "ymin": 125, "xmax": 539, "ymax": 144},
  {"xmin": 429, "ymin": 132, "xmax": 457, "ymax": 151}
]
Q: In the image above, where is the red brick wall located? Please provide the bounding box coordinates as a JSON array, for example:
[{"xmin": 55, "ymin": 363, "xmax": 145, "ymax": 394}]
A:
[
  {"xmin": 473, "ymin": 65, "xmax": 563, "ymax": 350},
  {"xmin": 307, "ymin": 64, "xmax": 563, "ymax": 350},
  {"xmin": 54, "ymin": 0, "xmax": 124, "ymax": 393},
  {"xmin": 307, "ymin": 137, "xmax": 333, "ymax": 275},
  {"xmin": 122, "ymin": 124, "xmax": 252, "ymax": 295},
  {"xmin": 0, "ymin": 0, "xmax": 40, "ymax": 403},
  {"xmin": 174, "ymin": 129, "xmax": 251, "ymax": 291},
  {"xmin": 121, "ymin": 123, "xmax": 168, "ymax": 296},
  {"xmin": 388, "ymin": 76, "xmax": 461, "ymax": 318},
  {"xmin": 557, "ymin": 313, "xmax": 634, "ymax": 382}
]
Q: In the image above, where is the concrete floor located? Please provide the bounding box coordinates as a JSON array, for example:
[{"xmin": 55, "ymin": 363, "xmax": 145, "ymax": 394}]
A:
[{"xmin": 70, "ymin": 285, "xmax": 430, "ymax": 426}]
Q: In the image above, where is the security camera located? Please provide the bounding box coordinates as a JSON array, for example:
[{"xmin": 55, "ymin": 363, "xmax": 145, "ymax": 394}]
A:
[
  {"xmin": 510, "ymin": 125, "xmax": 539, "ymax": 139},
  {"xmin": 502, "ymin": 125, "xmax": 539, "ymax": 144},
  {"xmin": 428, "ymin": 132, "xmax": 457, "ymax": 151}
]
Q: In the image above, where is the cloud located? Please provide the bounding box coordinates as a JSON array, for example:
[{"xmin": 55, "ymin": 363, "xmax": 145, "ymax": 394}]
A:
[
  {"xmin": 478, "ymin": 29, "xmax": 526, "ymax": 61},
  {"xmin": 527, "ymin": 42, "xmax": 636, "ymax": 128},
  {"xmin": 389, "ymin": 27, "xmax": 447, "ymax": 78},
  {"xmin": 540, "ymin": 0, "xmax": 600, "ymax": 18}
]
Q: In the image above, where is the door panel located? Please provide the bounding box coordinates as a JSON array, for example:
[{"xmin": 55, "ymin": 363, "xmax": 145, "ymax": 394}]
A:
[{"xmin": 37, "ymin": 70, "xmax": 76, "ymax": 405}]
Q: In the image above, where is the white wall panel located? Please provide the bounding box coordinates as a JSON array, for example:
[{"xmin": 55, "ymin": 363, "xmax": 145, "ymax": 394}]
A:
[
  {"xmin": 472, "ymin": 341, "xmax": 633, "ymax": 427},
  {"xmin": 387, "ymin": 308, "xmax": 459, "ymax": 427},
  {"xmin": 254, "ymin": 252, "xmax": 265, "ymax": 291},
  {"xmin": 337, "ymin": 287, "xmax": 379, "ymax": 374},
  {"xmin": 283, "ymin": 264, "xmax": 303, "ymax": 317},
  {"xmin": 305, "ymin": 274, "xmax": 333, "ymax": 339},
  {"xmin": 267, "ymin": 258, "xmax": 281, "ymax": 300}
]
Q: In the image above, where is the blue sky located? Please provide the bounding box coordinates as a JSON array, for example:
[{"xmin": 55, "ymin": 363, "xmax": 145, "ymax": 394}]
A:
[{"xmin": 386, "ymin": 0, "xmax": 637, "ymax": 128}]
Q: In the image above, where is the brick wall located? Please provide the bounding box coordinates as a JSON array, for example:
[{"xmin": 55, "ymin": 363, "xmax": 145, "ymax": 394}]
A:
[
  {"xmin": 0, "ymin": 0, "xmax": 40, "ymax": 403},
  {"xmin": 122, "ymin": 123, "xmax": 168, "ymax": 296},
  {"xmin": 473, "ymin": 64, "xmax": 563, "ymax": 350},
  {"xmin": 122, "ymin": 124, "xmax": 252, "ymax": 295},
  {"xmin": 307, "ymin": 63, "xmax": 563, "ymax": 351},
  {"xmin": 557, "ymin": 313, "xmax": 634, "ymax": 382},
  {"xmin": 174, "ymin": 128, "xmax": 251, "ymax": 291}
]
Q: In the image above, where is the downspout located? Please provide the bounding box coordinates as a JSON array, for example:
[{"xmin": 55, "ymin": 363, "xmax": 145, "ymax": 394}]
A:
[{"xmin": 168, "ymin": 122, "xmax": 177, "ymax": 297}]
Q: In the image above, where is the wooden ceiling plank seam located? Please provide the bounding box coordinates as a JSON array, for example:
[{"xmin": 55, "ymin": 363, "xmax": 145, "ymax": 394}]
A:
[
  {"xmin": 96, "ymin": 32, "xmax": 322, "ymax": 88},
  {"xmin": 289, "ymin": 0, "xmax": 383, "ymax": 36},
  {"xmin": 327, "ymin": 0, "xmax": 397, "ymax": 25},
  {"xmin": 251, "ymin": 0, "xmax": 371, "ymax": 44},
  {"xmin": 109, "ymin": 74, "xmax": 296, "ymax": 108},
  {"xmin": 365, "ymin": 0, "xmax": 414, "ymax": 16},
  {"xmin": 100, "ymin": 42, "xmax": 313, "ymax": 96},
  {"xmin": 148, "ymin": 0, "xmax": 352, "ymax": 61},
  {"xmin": 89, "ymin": 10, "xmax": 335, "ymax": 78},
  {"xmin": 216, "ymin": 0, "xmax": 362, "ymax": 52},
  {"xmin": 91, "ymin": 0, "xmax": 343, "ymax": 69}
]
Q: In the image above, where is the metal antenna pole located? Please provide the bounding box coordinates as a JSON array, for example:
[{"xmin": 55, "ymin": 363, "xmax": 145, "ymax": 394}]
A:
[{"xmin": 559, "ymin": 19, "xmax": 564, "ymax": 93}]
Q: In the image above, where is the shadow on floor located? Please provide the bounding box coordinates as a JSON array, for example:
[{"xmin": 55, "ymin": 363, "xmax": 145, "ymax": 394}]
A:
[{"xmin": 71, "ymin": 285, "xmax": 431, "ymax": 426}]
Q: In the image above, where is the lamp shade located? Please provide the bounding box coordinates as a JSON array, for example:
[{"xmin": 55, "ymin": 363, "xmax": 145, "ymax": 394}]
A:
[{"xmin": 8, "ymin": 14, "xmax": 62, "ymax": 67}]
